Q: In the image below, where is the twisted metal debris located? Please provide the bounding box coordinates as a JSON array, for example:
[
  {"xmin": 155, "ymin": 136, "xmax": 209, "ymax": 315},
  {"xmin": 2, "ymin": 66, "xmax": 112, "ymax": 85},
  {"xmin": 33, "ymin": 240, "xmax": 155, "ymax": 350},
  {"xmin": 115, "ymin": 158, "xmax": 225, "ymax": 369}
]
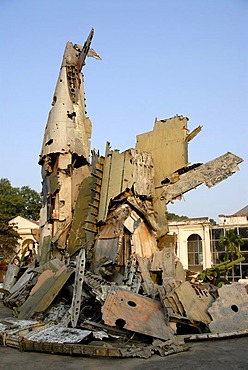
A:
[{"xmin": 1, "ymin": 29, "xmax": 246, "ymax": 359}]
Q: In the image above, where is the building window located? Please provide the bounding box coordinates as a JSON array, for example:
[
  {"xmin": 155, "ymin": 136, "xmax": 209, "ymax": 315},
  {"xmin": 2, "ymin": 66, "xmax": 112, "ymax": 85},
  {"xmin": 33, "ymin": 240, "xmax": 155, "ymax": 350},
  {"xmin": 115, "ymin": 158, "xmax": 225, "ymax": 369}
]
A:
[
  {"xmin": 238, "ymin": 227, "xmax": 248, "ymax": 279},
  {"xmin": 187, "ymin": 234, "xmax": 203, "ymax": 272},
  {"xmin": 211, "ymin": 226, "xmax": 248, "ymax": 281}
]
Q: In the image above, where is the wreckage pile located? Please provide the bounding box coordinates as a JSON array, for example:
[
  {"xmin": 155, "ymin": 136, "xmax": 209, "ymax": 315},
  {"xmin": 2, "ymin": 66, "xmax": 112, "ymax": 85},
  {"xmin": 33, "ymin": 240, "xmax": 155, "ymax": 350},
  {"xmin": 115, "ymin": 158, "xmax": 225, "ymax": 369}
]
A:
[{"xmin": 1, "ymin": 29, "xmax": 247, "ymax": 359}]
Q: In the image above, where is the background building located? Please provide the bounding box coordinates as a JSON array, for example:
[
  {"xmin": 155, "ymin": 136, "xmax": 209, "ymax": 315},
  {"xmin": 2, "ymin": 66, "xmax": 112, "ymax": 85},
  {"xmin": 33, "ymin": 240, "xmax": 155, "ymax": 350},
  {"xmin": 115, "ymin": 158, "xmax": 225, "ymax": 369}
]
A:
[
  {"xmin": 9, "ymin": 216, "xmax": 39, "ymax": 260},
  {"xmin": 0, "ymin": 216, "xmax": 39, "ymax": 285},
  {"xmin": 168, "ymin": 206, "xmax": 248, "ymax": 280}
]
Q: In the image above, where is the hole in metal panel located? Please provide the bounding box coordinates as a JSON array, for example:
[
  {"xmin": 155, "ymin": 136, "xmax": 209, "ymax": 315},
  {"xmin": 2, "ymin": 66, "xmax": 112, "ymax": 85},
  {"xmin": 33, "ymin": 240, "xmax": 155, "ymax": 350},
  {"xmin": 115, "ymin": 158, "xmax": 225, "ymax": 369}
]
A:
[
  {"xmin": 127, "ymin": 300, "xmax": 136, "ymax": 307},
  {"xmin": 231, "ymin": 304, "xmax": 239, "ymax": 312},
  {"xmin": 115, "ymin": 318, "xmax": 126, "ymax": 328}
]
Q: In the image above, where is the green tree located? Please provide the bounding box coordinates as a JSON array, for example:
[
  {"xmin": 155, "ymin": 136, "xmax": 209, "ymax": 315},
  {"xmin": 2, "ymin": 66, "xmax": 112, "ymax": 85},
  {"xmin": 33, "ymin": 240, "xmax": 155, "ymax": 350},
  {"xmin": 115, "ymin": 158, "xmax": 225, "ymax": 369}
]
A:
[
  {"xmin": 0, "ymin": 213, "xmax": 20, "ymax": 263},
  {"xmin": 19, "ymin": 185, "xmax": 42, "ymax": 220},
  {"xmin": 220, "ymin": 229, "xmax": 244, "ymax": 281},
  {"xmin": 0, "ymin": 178, "xmax": 41, "ymax": 220},
  {"xmin": 0, "ymin": 178, "xmax": 41, "ymax": 263},
  {"xmin": 209, "ymin": 218, "xmax": 217, "ymax": 226},
  {"xmin": 166, "ymin": 212, "xmax": 188, "ymax": 221}
]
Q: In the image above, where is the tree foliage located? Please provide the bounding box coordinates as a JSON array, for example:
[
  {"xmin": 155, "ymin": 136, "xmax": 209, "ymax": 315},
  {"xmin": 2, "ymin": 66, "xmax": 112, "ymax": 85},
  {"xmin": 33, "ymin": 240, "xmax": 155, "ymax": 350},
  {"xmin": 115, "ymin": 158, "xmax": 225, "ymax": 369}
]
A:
[
  {"xmin": 0, "ymin": 178, "xmax": 41, "ymax": 263},
  {"xmin": 0, "ymin": 178, "xmax": 41, "ymax": 221},
  {"xmin": 166, "ymin": 212, "xmax": 188, "ymax": 221},
  {"xmin": 209, "ymin": 218, "xmax": 217, "ymax": 226},
  {"xmin": 220, "ymin": 229, "xmax": 244, "ymax": 281},
  {"xmin": 220, "ymin": 229, "xmax": 244, "ymax": 262},
  {"xmin": 0, "ymin": 213, "xmax": 20, "ymax": 263}
]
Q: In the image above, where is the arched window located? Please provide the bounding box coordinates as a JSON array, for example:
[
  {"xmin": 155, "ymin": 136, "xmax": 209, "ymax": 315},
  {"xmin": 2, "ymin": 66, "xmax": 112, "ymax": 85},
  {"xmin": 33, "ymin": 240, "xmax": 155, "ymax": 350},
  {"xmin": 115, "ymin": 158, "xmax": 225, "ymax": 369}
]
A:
[
  {"xmin": 18, "ymin": 239, "xmax": 36, "ymax": 265},
  {"xmin": 187, "ymin": 234, "xmax": 203, "ymax": 272}
]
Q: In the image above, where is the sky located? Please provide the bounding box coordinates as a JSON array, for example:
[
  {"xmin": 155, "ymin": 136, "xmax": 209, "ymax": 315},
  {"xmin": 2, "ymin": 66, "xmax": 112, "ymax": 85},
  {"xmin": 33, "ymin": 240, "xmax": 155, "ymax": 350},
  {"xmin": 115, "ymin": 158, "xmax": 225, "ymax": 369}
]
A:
[{"xmin": 0, "ymin": 0, "xmax": 247, "ymax": 221}]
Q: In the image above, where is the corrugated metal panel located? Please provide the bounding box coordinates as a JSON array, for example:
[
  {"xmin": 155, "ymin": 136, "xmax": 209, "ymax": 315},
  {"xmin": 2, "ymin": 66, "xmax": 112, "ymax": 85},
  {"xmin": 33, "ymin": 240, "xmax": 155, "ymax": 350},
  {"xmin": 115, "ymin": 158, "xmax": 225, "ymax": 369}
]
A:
[{"xmin": 132, "ymin": 221, "xmax": 157, "ymax": 258}]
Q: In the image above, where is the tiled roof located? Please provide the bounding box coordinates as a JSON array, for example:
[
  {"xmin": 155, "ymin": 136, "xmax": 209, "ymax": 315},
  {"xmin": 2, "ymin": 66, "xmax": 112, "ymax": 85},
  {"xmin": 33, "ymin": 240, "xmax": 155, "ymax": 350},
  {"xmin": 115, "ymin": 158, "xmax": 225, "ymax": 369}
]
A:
[{"xmin": 234, "ymin": 205, "xmax": 248, "ymax": 216}]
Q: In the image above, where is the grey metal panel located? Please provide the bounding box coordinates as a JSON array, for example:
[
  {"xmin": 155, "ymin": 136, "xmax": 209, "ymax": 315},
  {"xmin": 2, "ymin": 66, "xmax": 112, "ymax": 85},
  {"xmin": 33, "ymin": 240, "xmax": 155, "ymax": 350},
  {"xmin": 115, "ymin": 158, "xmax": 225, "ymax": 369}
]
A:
[{"xmin": 162, "ymin": 152, "xmax": 243, "ymax": 203}]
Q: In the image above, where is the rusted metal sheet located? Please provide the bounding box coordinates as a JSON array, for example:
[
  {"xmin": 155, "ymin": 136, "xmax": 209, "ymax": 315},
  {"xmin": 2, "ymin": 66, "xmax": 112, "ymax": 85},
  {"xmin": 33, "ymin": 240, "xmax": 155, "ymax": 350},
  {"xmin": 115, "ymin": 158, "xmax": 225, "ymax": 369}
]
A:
[
  {"xmin": 9, "ymin": 267, "xmax": 35, "ymax": 295},
  {"xmin": 98, "ymin": 224, "xmax": 120, "ymax": 239},
  {"xmin": 151, "ymin": 247, "xmax": 176, "ymax": 281},
  {"xmin": 209, "ymin": 282, "xmax": 248, "ymax": 333},
  {"xmin": 38, "ymin": 234, "xmax": 52, "ymax": 265},
  {"xmin": 18, "ymin": 267, "xmax": 74, "ymax": 319},
  {"xmin": 136, "ymin": 116, "xmax": 190, "ymax": 186},
  {"xmin": 136, "ymin": 116, "xmax": 191, "ymax": 235},
  {"xmin": 2, "ymin": 262, "xmax": 20, "ymax": 292},
  {"xmin": 93, "ymin": 204, "xmax": 132, "ymax": 266},
  {"xmin": 175, "ymin": 260, "xmax": 186, "ymax": 283},
  {"xmin": 94, "ymin": 238, "xmax": 120, "ymax": 263},
  {"xmin": 98, "ymin": 144, "xmax": 154, "ymax": 222},
  {"xmin": 67, "ymin": 172, "xmax": 96, "ymax": 255},
  {"xmin": 160, "ymin": 281, "xmax": 214, "ymax": 324},
  {"xmin": 98, "ymin": 144, "xmax": 129, "ymax": 222},
  {"xmin": 162, "ymin": 152, "xmax": 243, "ymax": 203},
  {"xmin": 132, "ymin": 220, "xmax": 158, "ymax": 258},
  {"xmin": 157, "ymin": 234, "xmax": 177, "ymax": 250},
  {"xmin": 93, "ymin": 212, "xmax": 127, "ymax": 265},
  {"xmin": 175, "ymin": 282, "xmax": 214, "ymax": 324},
  {"xmin": 150, "ymin": 236, "xmax": 177, "ymax": 286},
  {"xmin": 102, "ymin": 287, "xmax": 173, "ymax": 340},
  {"xmin": 29, "ymin": 269, "xmax": 55, "ymax": 296},
  {"xmin": 136, "ymin": 254, "xmax": 157, "ymax": 298}
]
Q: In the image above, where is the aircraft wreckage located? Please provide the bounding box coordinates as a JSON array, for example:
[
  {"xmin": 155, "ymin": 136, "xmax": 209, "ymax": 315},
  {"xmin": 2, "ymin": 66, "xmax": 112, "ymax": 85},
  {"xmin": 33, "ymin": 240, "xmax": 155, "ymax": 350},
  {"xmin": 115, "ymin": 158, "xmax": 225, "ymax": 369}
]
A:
[{"xmin": 1, "ymin": 29, "xmax": 247, "ymax": 359}]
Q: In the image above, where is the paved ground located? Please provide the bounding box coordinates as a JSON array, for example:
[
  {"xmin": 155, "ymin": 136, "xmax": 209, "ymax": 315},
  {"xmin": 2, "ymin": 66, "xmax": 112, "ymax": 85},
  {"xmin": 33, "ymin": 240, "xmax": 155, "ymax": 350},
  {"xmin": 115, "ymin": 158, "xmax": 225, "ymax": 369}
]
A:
[{"xmin": 1, "ymin": 300, "xmax": 248, "ymax": 370}]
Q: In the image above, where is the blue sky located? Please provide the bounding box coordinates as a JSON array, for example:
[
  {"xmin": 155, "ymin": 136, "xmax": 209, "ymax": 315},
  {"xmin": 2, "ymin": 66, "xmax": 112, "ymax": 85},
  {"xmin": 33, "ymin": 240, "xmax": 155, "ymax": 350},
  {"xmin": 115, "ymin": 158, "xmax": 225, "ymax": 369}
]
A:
[{"xmin": 0, "ymin": 0, "xmax": 247, "ymax": 220}]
